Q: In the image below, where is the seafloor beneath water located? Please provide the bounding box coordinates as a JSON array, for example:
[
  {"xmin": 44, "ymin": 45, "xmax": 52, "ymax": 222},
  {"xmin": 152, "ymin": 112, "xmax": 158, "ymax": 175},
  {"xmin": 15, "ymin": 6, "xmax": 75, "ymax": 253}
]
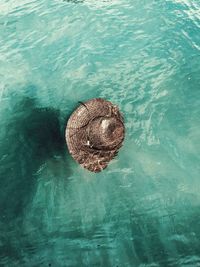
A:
[{"xmin": 0, "ymin": 0, "xmax": 200, "ymax": 266}]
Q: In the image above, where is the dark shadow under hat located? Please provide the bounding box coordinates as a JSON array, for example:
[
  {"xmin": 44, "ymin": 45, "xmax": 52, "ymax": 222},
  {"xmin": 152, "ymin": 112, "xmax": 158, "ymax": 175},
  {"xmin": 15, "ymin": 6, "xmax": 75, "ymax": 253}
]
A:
[{"xmin": 65, "ymin": 98, "xmax": 125, "ymax": 172}]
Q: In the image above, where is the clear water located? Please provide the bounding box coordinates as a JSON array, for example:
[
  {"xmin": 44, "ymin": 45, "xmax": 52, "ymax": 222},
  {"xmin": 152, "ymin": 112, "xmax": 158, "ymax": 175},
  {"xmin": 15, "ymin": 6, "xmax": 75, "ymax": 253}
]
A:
[{"xmin": 0, "ymin": 0, "xmax": 200, "ymax": 266}]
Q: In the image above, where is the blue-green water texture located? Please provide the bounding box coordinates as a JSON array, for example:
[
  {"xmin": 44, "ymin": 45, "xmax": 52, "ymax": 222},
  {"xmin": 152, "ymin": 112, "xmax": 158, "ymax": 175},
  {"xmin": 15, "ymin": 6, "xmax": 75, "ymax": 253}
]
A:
[{"xmin": 0, "ymin": 0, "xmax": 200, "ymax": 266}]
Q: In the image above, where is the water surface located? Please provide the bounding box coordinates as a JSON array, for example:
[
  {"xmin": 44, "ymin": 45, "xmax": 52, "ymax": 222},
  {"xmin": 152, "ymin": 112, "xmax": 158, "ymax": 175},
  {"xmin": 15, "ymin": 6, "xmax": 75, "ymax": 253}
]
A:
[{"xmin": 0, "ymin": 0, "xmax": 200, "ymax": 266}]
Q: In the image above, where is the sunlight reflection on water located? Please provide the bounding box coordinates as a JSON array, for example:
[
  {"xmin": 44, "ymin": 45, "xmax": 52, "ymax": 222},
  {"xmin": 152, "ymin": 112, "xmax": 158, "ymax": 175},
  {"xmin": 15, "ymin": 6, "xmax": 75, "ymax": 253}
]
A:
[{"xmin": 0, "ymin": 0, "xmax": 200, "ymax": 266}]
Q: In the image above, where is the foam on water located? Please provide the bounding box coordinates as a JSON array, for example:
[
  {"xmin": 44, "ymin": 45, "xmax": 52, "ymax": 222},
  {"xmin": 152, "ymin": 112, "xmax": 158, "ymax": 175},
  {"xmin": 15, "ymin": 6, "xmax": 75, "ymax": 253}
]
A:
[{"xmin": 0, "ymin": 0, "xmax": 200, "ymax": 266}]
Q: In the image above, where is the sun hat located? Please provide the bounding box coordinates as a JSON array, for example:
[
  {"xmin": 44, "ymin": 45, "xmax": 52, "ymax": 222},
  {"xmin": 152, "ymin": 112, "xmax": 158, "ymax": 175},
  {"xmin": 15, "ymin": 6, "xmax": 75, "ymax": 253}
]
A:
[{"xmin": 65, "ymin": 98, "xmax": 125, "ymax": 172}]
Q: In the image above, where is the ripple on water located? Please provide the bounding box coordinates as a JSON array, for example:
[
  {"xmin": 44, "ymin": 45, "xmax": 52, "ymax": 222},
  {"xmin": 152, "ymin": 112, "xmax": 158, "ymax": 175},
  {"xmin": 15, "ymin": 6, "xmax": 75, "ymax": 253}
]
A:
[{"xmin": 0, "ymin": 0, "xmax": 200, "ymax": 266}]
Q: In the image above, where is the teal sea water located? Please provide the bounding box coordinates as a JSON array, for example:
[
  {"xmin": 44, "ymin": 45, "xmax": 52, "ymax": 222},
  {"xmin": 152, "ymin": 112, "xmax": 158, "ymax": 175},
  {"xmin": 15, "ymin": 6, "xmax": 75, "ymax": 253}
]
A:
[{"xmin": 0, "ymin": 0, "xmax": 200, "ymax": 266}]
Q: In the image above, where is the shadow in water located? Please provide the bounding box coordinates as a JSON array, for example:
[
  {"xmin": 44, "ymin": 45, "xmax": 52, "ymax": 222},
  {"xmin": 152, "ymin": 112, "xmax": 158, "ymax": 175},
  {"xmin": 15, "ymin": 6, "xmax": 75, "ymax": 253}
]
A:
[{"xmin": 0, "ymin": 96, "xmax": 71, "ymax": 221}]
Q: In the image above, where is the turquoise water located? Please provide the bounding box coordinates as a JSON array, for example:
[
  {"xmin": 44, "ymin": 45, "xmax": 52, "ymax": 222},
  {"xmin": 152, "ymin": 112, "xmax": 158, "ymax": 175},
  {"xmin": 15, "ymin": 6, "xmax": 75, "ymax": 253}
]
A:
[{"xmin": 0, "ymin": 0, "xmax": 200, "ymax": 266}]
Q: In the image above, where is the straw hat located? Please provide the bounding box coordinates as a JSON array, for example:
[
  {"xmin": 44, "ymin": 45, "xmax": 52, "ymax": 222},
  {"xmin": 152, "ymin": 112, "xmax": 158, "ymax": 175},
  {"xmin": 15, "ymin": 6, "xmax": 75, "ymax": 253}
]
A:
[{"xmin": 65, "ymin": 98, "xmax": 125, "ymax": 172}]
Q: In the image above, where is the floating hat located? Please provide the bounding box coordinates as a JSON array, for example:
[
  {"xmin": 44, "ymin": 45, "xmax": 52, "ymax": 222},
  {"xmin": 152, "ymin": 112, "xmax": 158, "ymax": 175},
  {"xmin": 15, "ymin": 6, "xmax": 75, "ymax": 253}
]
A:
[{"xmin": 65, "ymin": 98, "xmax": 125, "ymax": 172}]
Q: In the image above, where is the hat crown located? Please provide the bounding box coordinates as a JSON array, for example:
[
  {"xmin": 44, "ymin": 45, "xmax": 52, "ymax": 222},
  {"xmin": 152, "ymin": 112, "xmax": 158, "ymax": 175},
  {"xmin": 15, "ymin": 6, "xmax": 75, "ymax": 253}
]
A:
[{"xmin": 88, "ymin": 116, "xmax": 124, "ymax": 150}]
